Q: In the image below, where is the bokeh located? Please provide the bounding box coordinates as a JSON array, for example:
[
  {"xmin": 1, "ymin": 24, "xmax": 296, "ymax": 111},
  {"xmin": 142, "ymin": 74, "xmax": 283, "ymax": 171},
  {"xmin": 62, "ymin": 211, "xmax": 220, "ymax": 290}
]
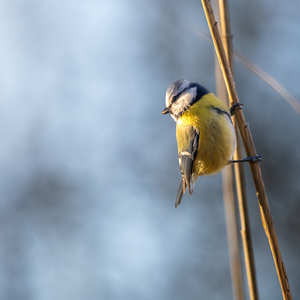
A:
[{"xmin": 0, "ymin": 0, "xmax": 299, "ymax": 299}]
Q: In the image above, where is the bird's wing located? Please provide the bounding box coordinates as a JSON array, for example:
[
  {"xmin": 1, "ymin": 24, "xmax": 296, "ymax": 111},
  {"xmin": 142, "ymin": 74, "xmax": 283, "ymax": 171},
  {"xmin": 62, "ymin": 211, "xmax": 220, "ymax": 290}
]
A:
[{"xmin": 175, "ymin": 124, "xmax": 200, "ymax": 207}]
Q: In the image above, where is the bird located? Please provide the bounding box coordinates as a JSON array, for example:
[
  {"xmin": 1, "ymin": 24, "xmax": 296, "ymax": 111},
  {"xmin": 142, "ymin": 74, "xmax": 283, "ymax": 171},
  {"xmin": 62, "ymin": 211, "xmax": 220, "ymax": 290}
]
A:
[{"xmin": 162, "ymin": 79, "xmax": 260, "ymax": 208}]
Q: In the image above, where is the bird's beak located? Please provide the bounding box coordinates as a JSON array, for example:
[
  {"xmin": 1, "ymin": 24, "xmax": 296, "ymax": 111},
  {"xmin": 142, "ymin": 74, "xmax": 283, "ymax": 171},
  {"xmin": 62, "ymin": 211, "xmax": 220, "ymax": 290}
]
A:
[{"xmin": 162, "ymin": 107, "xmax": 170, "ymax": 115}]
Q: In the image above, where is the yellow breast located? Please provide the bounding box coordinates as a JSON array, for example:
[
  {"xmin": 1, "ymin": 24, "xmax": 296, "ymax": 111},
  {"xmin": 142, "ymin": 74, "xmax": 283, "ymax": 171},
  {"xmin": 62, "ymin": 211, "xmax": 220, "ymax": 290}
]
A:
[{"xmin": 177, "ymin": 93, "xmax": 236, "ymax": 177}]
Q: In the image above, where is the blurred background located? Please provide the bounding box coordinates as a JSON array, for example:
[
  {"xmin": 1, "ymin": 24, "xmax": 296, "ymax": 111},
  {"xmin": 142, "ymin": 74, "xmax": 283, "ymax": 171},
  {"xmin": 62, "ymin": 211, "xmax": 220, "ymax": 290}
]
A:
[{"xmin": 0, "ymin": 0, "xmax": 299, "ymax": 299}]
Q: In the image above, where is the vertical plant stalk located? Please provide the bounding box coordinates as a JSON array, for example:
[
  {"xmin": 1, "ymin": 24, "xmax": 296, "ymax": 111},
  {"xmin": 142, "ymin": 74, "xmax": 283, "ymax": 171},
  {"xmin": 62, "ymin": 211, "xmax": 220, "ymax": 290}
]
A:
[
  {"xmin": 216, "ymin": 60, "xmax": 244, "ymax": 300},
  {"xmin": 214, "ymin": 2, "xmax": 244, "ymax": 299},
  {"xmin": 220, "ymin": 149, "xmax": 245, "ymax": 300},
  {"xmin": 218, "ymin": 1, "xmax": 259, "ymax": 300},
  {"xmin": 201, "ymin": 1, "xmax": 293, "ymax": 299}
]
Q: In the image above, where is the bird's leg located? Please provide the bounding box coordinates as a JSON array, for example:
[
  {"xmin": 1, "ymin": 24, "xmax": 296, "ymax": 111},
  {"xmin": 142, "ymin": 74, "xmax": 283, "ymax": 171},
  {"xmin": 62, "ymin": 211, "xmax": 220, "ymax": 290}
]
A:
[
  {"xmin": 230, "ymin": 102, "xmax": 244, "ymax": 116},
  {"xmin": 229, "ymin": 103, "xmax": 261, "ymax": 163},
  {"xmin": 228, "ymin": 153, "xmax": 262, "ymax": 164}
]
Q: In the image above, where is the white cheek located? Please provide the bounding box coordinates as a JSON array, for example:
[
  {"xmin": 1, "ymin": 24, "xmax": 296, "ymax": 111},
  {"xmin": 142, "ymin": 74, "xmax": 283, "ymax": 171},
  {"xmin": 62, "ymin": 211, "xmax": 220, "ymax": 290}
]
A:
[{"xmin": 182, "ymin": 87, "xmax": 197, "ymax": 103}]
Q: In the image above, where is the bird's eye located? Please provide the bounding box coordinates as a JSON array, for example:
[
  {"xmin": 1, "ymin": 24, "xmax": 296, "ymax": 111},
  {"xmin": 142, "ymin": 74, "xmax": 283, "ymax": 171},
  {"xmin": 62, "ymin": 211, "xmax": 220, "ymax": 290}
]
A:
[{"xmin": 172, "ymin": 94, "xmax": 180, "ymax": 103}]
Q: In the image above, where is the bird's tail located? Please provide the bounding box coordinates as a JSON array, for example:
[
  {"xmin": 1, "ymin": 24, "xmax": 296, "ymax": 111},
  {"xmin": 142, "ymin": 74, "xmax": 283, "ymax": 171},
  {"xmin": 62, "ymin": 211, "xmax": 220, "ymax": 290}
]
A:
[
  {"xmin": 175, "ymin": 177, "xmax": 195, "ymax": 208},
  {"xmin": 175, "ymin": 178, "xmax": 186, "ymax": 208}
]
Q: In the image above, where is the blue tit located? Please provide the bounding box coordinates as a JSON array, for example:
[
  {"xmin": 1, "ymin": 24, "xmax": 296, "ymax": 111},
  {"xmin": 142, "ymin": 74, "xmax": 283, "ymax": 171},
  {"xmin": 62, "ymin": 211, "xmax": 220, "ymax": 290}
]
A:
[{"xmin": 162, "ymin": 79, "xmax": 237, "ymax": 208}]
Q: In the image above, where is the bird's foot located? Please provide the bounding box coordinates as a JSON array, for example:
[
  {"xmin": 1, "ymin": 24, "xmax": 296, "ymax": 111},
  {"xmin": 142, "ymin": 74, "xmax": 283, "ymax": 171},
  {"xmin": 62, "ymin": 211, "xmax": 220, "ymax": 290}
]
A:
[
  {"xmin": 230, "ymin": 102, "xmax": 244, "ymax": 116},
  {"xmin": 229, "ymin": 153, "xmax": 262, "ymax": 164}
]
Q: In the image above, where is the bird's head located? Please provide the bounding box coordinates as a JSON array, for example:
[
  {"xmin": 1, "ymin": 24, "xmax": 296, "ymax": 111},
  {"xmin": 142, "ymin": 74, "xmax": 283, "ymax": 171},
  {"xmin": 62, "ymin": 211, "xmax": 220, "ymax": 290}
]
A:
[{"xmin": 162, "ymin": 79, "xmax": 206, "ymax": 121}]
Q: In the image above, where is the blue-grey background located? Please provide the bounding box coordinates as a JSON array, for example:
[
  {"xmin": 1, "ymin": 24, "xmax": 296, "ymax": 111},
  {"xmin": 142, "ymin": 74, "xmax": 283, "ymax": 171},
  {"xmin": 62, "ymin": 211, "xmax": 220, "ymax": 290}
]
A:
[{"xmin": 0, "ymin": 0, "xmax": 299, "ymax": 299}]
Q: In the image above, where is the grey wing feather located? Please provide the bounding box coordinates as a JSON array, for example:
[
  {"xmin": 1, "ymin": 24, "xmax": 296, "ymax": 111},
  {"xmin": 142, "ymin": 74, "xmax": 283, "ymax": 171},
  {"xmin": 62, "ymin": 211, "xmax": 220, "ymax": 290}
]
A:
[{"xmin": 176, "ymin": 125, "xmax": 199, "ymax": 207}]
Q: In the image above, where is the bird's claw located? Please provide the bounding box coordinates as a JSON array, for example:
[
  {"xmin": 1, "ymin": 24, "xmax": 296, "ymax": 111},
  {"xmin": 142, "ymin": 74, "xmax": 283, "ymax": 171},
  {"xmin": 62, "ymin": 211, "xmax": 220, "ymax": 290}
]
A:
[
  {"xmin": 247, "ymin": 153, "xmax": 262, "ymax": 163},
  {"xmin": 230, "ymin": 103, "xmax": 244, "ymax": 116},
  {"xmin": 229, "ymin": 153, "xmax": 262, "ymax": 164}
]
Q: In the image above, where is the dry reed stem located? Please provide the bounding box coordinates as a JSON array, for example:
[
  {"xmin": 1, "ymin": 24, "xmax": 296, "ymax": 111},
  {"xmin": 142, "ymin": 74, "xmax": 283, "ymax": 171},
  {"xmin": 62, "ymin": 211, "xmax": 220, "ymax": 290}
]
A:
[
  {"xmin": 214, "ymin": 1, "xmax": 244, "ymax": 299},
  {"xmin": 216, "ymin": 59, "xmax": 245, "ymax": 300},
  {"xmin": 218, "ymin": 1, "xmax": 259, "ymax": 299},
  {"xmin": 221, "ymin": 166, "xmax": 245, "ymax": 300},
  {"xmin": 201, "ymin": 1, "xmax": 292, "ymax": 299}
]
